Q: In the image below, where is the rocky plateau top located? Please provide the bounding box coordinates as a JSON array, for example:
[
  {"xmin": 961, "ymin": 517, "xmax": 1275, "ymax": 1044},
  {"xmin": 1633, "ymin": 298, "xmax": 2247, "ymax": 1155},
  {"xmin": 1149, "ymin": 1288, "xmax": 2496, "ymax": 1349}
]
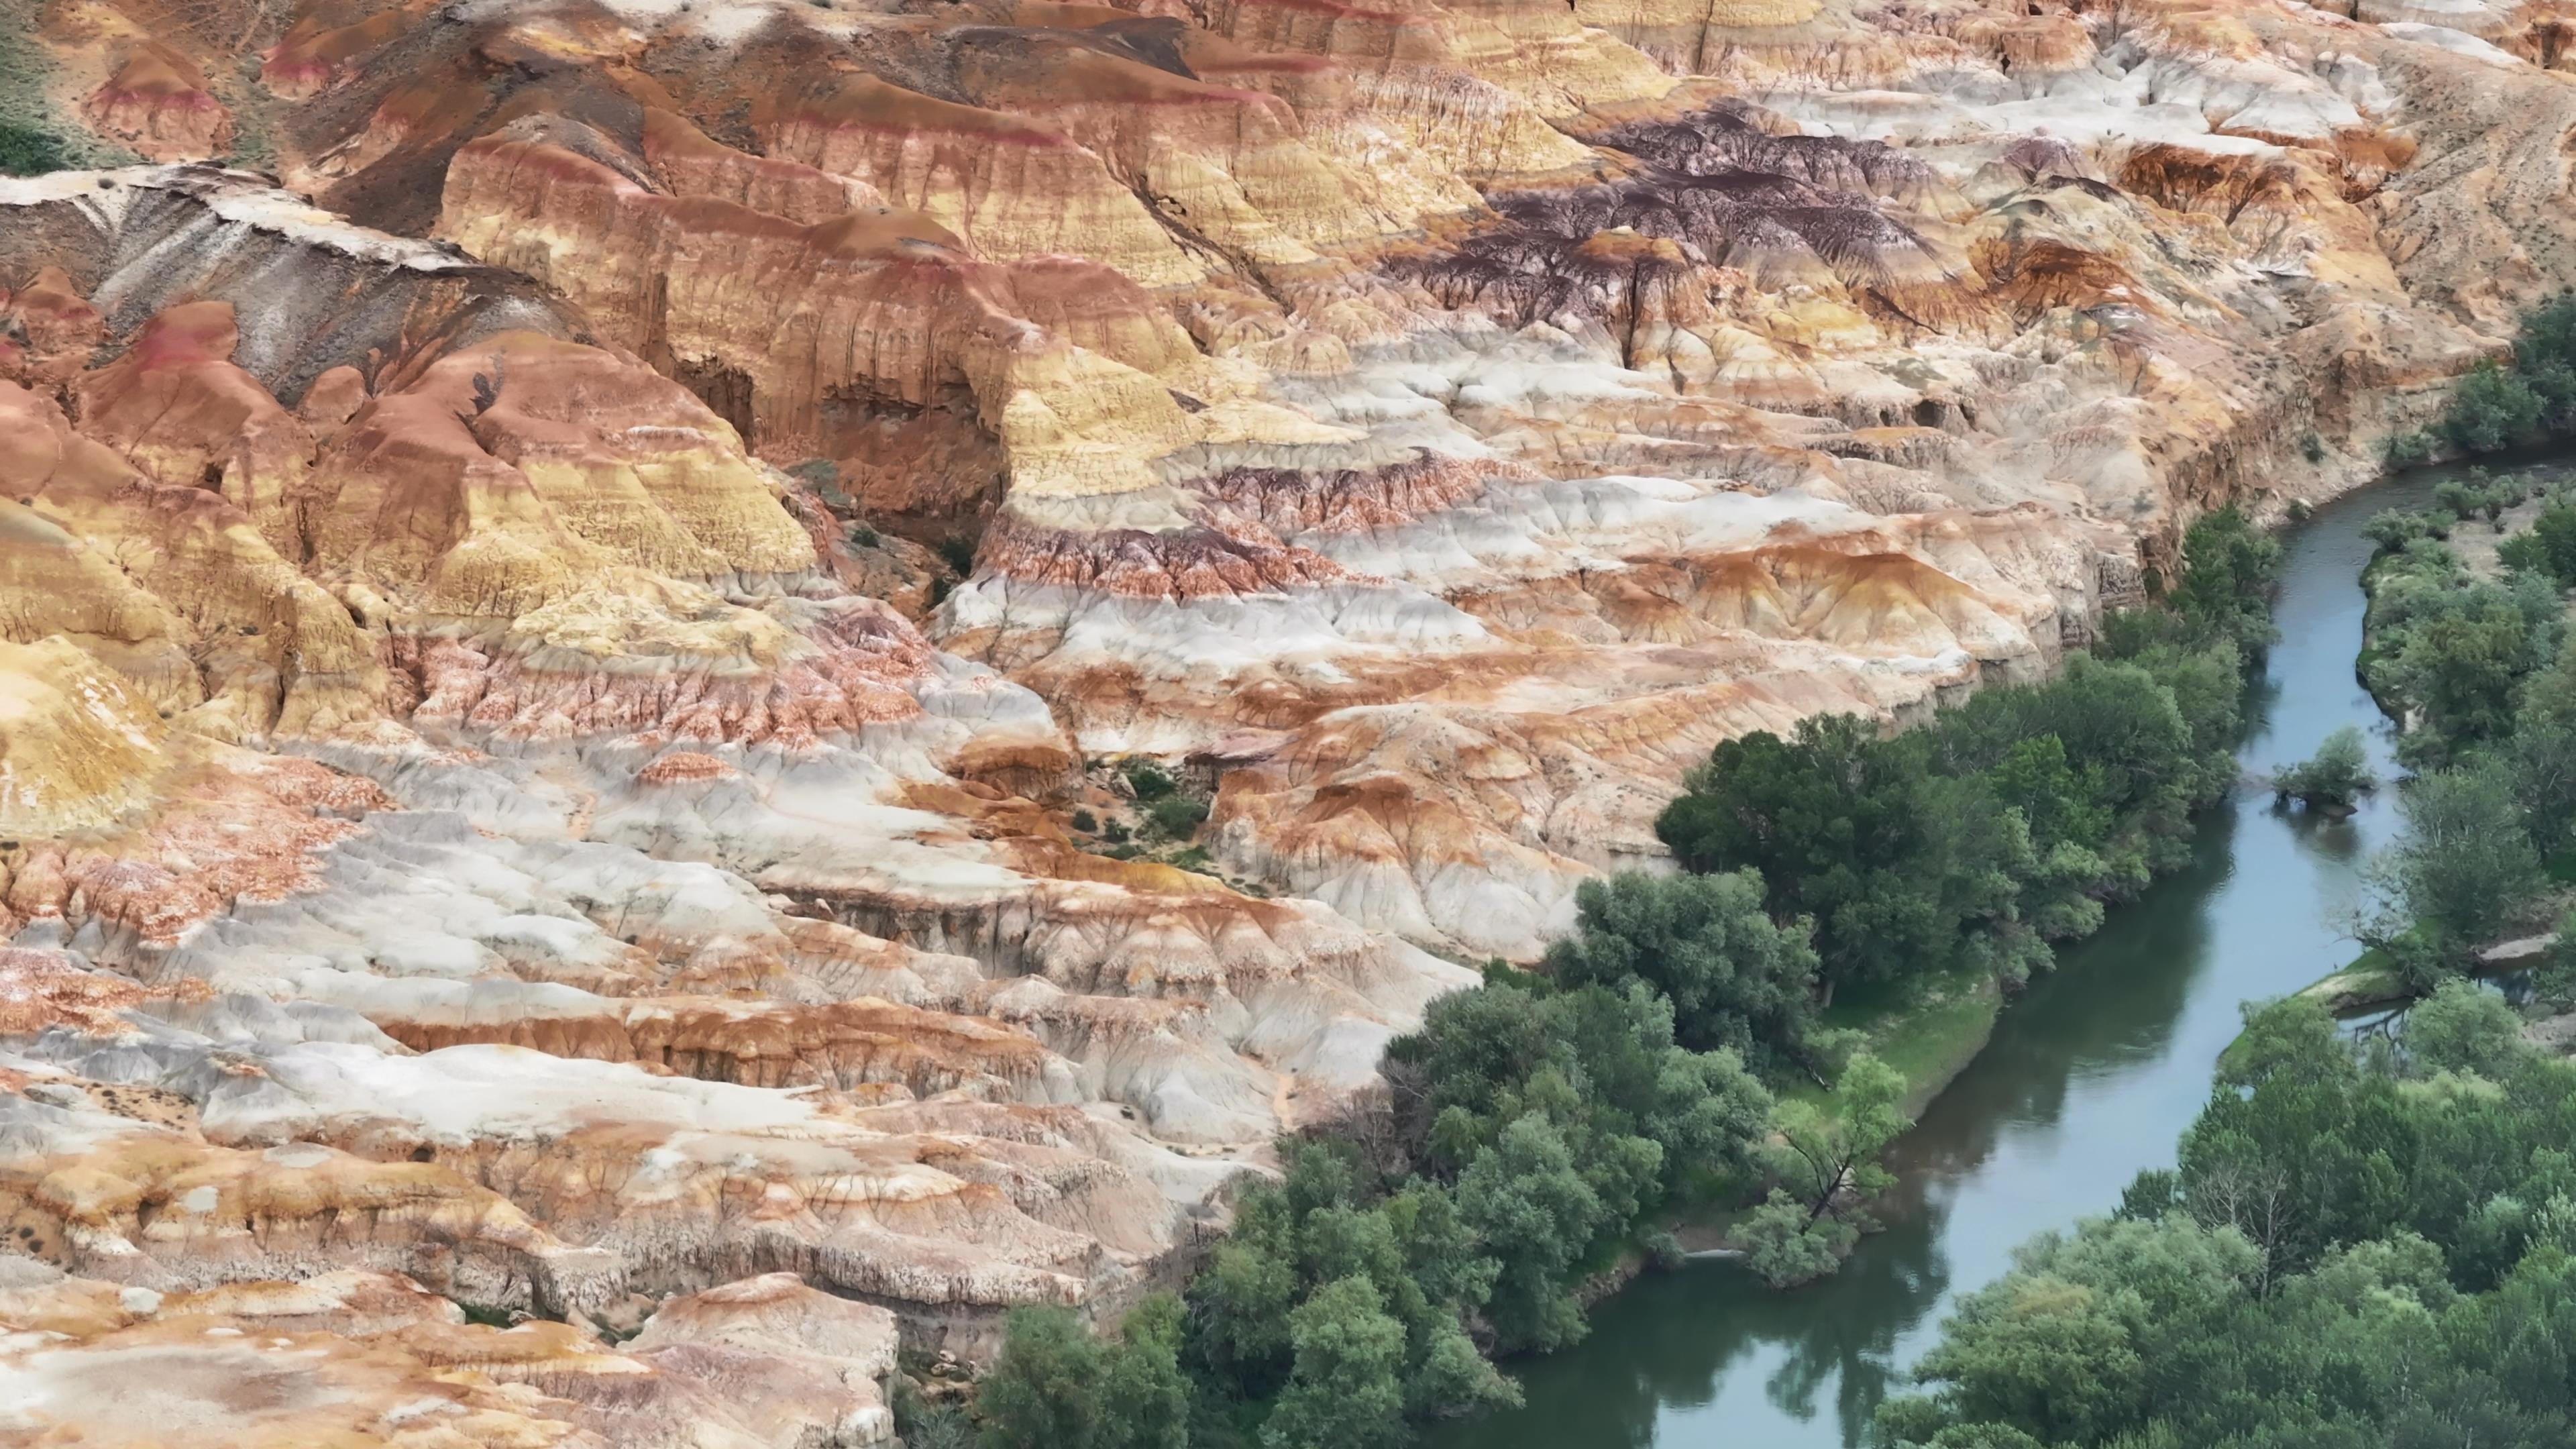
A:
[{"xmin": 0, "ymin": 0, "xmax": 2571, "ymax": 1438}]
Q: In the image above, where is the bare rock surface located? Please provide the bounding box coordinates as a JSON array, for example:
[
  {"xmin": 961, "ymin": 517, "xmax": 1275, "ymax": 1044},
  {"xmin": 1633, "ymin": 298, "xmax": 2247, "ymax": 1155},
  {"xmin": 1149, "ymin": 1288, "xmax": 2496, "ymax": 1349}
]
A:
[{"xmin": 8, "ymin": 0, "xmax": 2576, "ymax": 1440}]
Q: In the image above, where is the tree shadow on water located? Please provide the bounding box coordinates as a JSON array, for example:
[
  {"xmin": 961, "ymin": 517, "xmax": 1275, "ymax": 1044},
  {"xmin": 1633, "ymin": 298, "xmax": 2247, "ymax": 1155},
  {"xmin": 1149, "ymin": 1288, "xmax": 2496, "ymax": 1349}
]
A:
[
  {"xmin": 1440, "ymin": 1197, "xmax": 1955, "ymax": 1449},
  {"xmin": 1756, "ymin": 1205, "xmax": 1953, "ymax": 1444}
]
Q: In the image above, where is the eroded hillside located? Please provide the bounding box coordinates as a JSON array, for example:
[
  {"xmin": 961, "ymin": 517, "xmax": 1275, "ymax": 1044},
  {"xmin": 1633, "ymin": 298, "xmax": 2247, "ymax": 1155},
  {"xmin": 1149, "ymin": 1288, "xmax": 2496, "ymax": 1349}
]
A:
[{"xmin": 2, "ymin": 0, "xmax": 2574, "ymax": 1437}]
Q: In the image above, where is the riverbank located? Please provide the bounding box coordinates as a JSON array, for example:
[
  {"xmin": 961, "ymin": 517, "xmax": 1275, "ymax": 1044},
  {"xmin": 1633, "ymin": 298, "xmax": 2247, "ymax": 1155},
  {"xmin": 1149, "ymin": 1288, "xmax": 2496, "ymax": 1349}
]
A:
[
  {"xmin": 1792, "ymin": 962, "xmax": 2005, "ymax": 1122},
  {"xmin": 2300, "ymin": 458, "xmax": 2576, "ymax": 1022},
  {"xmin": 1435, "ymin": 464, "xmax": 2454, "ymax": 1449}
]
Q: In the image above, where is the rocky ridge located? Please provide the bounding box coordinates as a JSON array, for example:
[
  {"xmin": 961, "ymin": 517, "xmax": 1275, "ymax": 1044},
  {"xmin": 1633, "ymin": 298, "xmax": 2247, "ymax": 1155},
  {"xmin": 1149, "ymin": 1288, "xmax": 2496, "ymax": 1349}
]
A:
[{"xmin": 5, "ymin": 0, "xmax": 2576, "ymax": 1438}]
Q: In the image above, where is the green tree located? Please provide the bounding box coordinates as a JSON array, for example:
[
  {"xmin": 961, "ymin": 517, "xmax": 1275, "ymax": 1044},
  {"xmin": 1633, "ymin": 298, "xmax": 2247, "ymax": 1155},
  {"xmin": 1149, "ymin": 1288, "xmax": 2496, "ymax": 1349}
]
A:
[
  {"xmin": 2369, "ymin": 761, "xmax": 2544, "ymax": 957},
  {"xmin": 2509, "ymin": 718, "xmax": 2576, "ymax": 859},
  {"xmin": 2367, "ymin": 568, "xmax": 2557, "ymax": 764},
  {"xmin": 2178, "ymin": 1000, "xmax": 2405, "ymax": 1287},
  {"xmin": 2163, "ymin": 505, "xmax": 2282, "ymax": 655},
  {"xmin": 2274, "ymin": 726, "xmax": 2376, "ymax": 812},
  {"xmin": 2403, "ymin": 979, "xmax": 2526, "ymax": 1079},
  {"xmin": 1737, "ymin": 1187, "xmax": 1857, "ymax": 1287},
  {"xmin": 1542, "ymin": 869, "xmax": 1824, "ymax": 1075},
  {"xmin": 1403, "ymin": 1318, "xmax": 1522, "ymax": 1420},
  {"xmin": 2118, "ymin": 637, "xmax": 2245, "ymax": 765},
  {"xmin": 1917, "ymin": 1272, "xmax": 2146, "ymax": 1442},
  {"xmin": 1911, "ymin": 1216, "xmax": 2257, "ymax": 1446},
  {"xmin": 2443, "ymin": 358, "xmax": 2544, "ymax": 453},
  {"xmin": 1101, "ymin": 1296, "xmax": 1192, "ymax": 1449},
  {"xmin": 1982, "ymin": 734, "xmax": 2112, "ymax": 857},
  {"xmin": 979, "ymin": 1307, "xmax": 1108, "ymax": 1449},
  {"xmin": 1185, "ymin": 1201, "xmax": 1298, "ymax": 1396},
  {"xmin": 1453, "ymin": 1114, "xmax": 1610, "ymax": 1352},
  {"xmin": 1767, "ymin": 1054, "xmax": 1911, "ymax": 1225},
  {"xmin": 1657, "ymin": 714, "xmax": 1947, "ymax": 994},
  {"xmin": 1262, "ymin": 1277, "xmax": 1407, "ymax": 1449}
]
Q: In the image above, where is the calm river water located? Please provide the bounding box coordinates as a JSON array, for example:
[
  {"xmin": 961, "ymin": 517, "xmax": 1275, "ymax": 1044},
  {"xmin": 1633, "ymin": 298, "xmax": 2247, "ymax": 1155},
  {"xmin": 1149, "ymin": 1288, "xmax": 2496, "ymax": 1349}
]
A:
[{"xmin": 1435, "ymin": 468, "xmax": 2467, "ymax": 1449}]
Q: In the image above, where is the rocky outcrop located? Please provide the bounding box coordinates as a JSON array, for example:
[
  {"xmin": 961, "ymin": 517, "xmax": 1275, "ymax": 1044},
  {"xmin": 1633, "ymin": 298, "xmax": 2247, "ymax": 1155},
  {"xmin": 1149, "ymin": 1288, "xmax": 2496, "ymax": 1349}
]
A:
[{"xmin": 10, "ymin": 0, "xmax": 2576, "ymax": 1439}]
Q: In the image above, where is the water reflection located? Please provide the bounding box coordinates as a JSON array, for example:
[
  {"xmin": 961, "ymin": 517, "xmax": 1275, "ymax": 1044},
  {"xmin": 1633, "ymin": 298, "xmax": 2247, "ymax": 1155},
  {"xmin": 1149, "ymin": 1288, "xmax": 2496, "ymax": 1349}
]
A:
[{"xmin": 1436, "ymin": 467, "xmax": 2481, "ymax": 1449}]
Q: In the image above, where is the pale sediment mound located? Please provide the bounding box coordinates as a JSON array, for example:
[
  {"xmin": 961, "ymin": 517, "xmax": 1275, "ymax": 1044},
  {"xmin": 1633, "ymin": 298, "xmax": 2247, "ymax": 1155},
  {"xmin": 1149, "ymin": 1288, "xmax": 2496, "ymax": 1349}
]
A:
[
  {"xmin": 0, "ymin": 1261, "xmax": 900, "ymax": 1447},
  {"xmin": 7, "ymin": 4, "xmax": 2576, "ymax": 1442}
]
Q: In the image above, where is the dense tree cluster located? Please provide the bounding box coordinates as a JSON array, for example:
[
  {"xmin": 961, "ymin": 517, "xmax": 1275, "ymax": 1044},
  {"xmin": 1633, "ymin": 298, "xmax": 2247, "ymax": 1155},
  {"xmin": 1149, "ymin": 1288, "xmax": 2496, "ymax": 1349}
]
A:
[
  {"xmin": 972, "ymin": 1297, "xmax": 1192, "ymax": 1449},
  {"xmin": 1653, "ymin": 508, "xmax": 2276, "ymax": 1012},
  {"xmin": 1882, "ymin": 988, "xmax": 2576, "ymax": 1448},
  {"xmin": 1884, "ymin": 464, "xmax": 2576, "ymax": 1449},
  {"xmin": 1378, "ymin": 981, "xmax": 1774, "ymax": 1352},
  {"xmin": 2363, "ymin": 533, "xmax": 2562, "ymax": 767},
  {"xmin": 1542, "ymin": 869, "xmax": 1827, "ymax": 1077},
  {"xmin": 2346, "ymin": 480, "xmax": 2576, "ymax": 979},
  {"xmin": 936, "ymin": 981, "xmax": 1780, "ymax": 1449}
]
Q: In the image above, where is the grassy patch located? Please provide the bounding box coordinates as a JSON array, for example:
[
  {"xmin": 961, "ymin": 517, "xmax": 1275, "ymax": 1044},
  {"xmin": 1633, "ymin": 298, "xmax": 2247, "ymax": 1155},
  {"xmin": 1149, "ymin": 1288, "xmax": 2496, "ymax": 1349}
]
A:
[
  {"xmin": 2292, "ymin": 945, "xmax": 2409, "ymax": 1014},
  {"xmin": 1788, "ymin": 960, "xmax": 2005, "ymax": 1120}
]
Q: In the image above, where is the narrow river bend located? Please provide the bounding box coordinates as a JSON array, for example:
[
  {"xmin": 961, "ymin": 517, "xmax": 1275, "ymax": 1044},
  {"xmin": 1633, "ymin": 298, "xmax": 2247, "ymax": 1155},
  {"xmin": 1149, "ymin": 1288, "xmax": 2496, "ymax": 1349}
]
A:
[{"xmin": 1436, "ymin": 469, "xmax": 2460, "ymax": 1449}]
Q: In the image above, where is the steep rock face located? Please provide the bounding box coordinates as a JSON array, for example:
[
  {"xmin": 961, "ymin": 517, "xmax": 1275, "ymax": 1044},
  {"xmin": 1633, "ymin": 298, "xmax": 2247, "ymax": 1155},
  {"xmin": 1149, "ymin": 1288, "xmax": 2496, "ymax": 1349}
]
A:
[{"xmin": 11, "ymin": 0, "xmax": 2576, "ymax": 1439}]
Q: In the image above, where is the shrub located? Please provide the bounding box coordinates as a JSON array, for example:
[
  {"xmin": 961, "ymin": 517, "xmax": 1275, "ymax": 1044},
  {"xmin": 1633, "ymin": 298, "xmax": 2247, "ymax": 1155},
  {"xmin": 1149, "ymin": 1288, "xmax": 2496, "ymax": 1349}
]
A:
[
  {"xmin": 935, "ymin": 534, "xmax": 978, "ymax": 576},
  {"xmin": 2361, "ymin": 508, "xmax": 2438, "ymax": 552},
  {"xmin": 1644, "ymin": 1231, "xmax": 1688, "ymax": 1274},
  {"xmin": 1071, "ymin": 808, "xmax": 1098, "ymax": 833},
  {"xmin": 1145, "ymin": 792, "xmax": 1209, "ymax": 841},
  {"xmin": 892, "ymin": 1379, "xmax": 973, "ymax": 1449},
  {"xmin": 2442, "ymin": 358, "xmax": 2544, "ymax": 453},
  {"xmin": 1120, "ymin": 760, "xmax": 1177, "ymax": 801},
  {"xmin": 2385, "ymin": 429, "xmax": 2436, "ymax": 468},
  {"xmin": 0, "ymin": 121, "xmax": 66, "ymax": 176}
]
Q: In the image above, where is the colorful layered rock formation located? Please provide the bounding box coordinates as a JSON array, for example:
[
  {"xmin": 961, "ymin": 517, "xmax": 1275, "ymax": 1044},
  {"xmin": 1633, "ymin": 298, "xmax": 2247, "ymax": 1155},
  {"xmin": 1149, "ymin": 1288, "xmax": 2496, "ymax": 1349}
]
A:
[{"xmin": 6, "ymin": 0, "xmax": 2576, "ymax": 1437}]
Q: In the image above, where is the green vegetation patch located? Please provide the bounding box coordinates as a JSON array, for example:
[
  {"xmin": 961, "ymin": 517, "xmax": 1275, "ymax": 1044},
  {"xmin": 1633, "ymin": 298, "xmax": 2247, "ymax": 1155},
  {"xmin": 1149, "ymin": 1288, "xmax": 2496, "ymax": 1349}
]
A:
[{"xmin": 1884, "ymin": 987, "xmax": 2576, "ymax": 1448}]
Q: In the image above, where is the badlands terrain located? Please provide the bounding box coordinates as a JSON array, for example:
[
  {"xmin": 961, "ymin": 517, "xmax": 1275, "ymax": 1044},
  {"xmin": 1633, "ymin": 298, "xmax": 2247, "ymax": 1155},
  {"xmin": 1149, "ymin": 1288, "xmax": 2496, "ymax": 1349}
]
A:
[{"xmin": 2, "ymin": 0, "xmax": 2575, "ymax": 1438}]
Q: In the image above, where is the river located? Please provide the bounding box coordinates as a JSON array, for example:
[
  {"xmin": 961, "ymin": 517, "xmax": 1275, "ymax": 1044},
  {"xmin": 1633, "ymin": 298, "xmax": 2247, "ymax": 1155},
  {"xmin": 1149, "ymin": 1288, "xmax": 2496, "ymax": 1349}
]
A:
[{"xmin": 1432, "ymin": 467, "xmax": 2465, "ymax": 1449}]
